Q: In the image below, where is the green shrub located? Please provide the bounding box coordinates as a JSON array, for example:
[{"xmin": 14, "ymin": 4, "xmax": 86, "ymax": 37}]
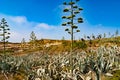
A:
[{"xmin": 73, "ymin": 41, "xmax": 87, "ymax": 49}]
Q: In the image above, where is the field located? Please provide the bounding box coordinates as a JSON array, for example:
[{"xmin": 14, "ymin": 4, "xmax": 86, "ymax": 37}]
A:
[{"xmin": 0, "ymin": 37, "xmax": 120, "ymax": 80}]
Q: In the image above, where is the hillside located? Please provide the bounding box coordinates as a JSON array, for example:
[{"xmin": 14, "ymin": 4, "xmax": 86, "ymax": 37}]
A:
[
  {"xmin": 0, "ymin": 36, "xmax": 120, "ymax": 55},
  {"xmin": 0, "ymin": 36, "xmax": 120, "ymax": 80}
]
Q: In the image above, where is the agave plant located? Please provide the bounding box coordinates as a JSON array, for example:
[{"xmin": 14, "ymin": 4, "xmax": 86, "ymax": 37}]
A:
[{"xmin": 0, "ymin": 45, "xmax": 120, "ymax": 80}]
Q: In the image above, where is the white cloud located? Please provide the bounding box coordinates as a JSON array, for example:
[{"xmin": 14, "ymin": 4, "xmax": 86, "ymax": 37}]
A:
[
  {"xmin": 0, "ymin": 13, "xmax": 65, "ymax": 42},
  {"xmin": 0, "ymin": 13, "xmax": 119, "ymax": 42},
  {"xmin": 34, "ymin": 23, "xmax": 66, "ymax": 39},
  {"xmin": 35, "ymin": 23, "xmax": 60, "ymax": 30},
  {"xmin": 35, "ymin": 23, "xmax": 52, "ymax": 29},
  {"xmin": 9, "ymin": 16, "xmax": 27, "ymax": 24}
]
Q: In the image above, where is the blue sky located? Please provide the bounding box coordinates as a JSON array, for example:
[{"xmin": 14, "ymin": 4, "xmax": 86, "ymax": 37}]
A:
[{"xmin": 0, "ymin": 0, "xmax": 120, "ymax": 42}]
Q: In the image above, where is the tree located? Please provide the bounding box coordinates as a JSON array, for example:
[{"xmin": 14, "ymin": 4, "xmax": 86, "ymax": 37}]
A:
[
  {"xmin": 103, "ymin": 33, "xmax": 106, "ymax": 38},
  {"xmin": 84, "ymin": 34, "xmax": 86, "ymax": 40},
  {"xmin": 0, "ymin": 18, "xmax": 10, "ymax": 54},
  {"xmin": 21, "ymin": 38, "xmax": 26, "ymax": 50},
  {"xmin": 115, "ymin": 29, "xmax": 119, "ymax": 37},
  {"xmin": 62, "ymin": 0, "xmax": 83, "ymax": 51},
  {"xmin": 97, "ymin": 34, "xmax": 102, "ymax": 39},
  {"xmin": 30, "ymin": 31, "xmax": 37, "ymax": 41},
  {"xmin": 92, "ymin": 33, "xmax": 95, "ymax": 40},
  {"xmin": 108, "ymin": 32, "xmax": 111, "ymax": 37},
  {"xmin": 29, "ymin": 31, "xmax": 37, "ymax": 49}
]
